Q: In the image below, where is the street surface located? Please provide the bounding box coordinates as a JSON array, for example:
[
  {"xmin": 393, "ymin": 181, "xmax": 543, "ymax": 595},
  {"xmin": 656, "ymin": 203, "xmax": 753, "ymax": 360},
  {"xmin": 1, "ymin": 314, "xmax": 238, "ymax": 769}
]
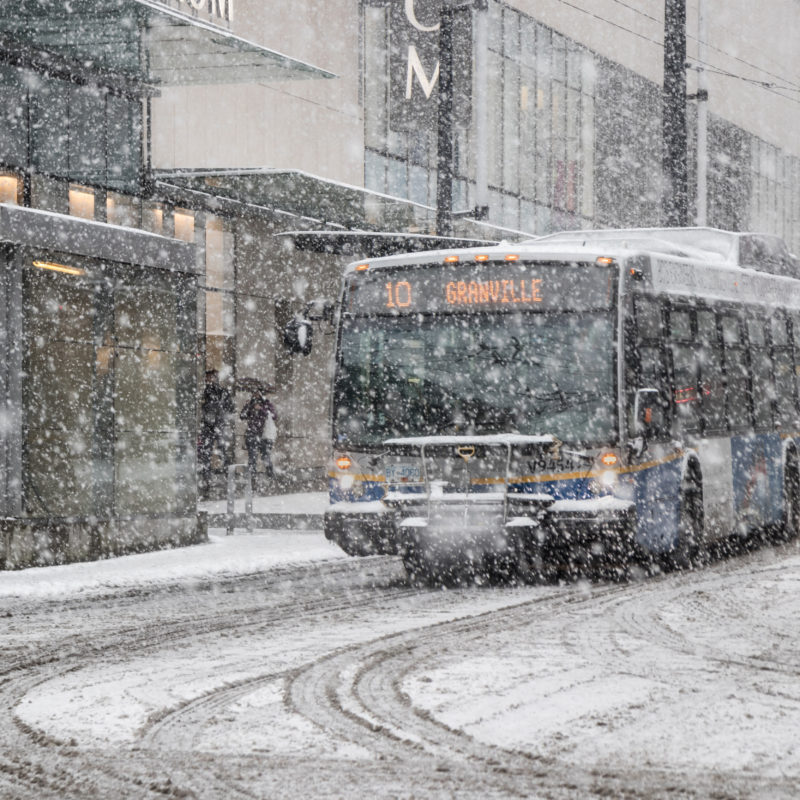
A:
[{"xmin": 0, "ymin": 530, "xmax": 798, "ymax": 799}]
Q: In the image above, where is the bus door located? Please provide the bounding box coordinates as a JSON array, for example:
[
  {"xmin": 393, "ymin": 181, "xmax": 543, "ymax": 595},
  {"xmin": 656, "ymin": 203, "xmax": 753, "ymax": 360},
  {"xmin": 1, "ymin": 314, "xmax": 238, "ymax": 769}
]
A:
[
  {"xmin": 728, "ymin": 316, "xmax": 783, "ymax": 530},
  {"xmin": 693, "ymin": 309, "xmax": 735, "ymax": 537},
  {"xmin": 627, "ymin": 297, "xmax": 681, "ymax": 552}
]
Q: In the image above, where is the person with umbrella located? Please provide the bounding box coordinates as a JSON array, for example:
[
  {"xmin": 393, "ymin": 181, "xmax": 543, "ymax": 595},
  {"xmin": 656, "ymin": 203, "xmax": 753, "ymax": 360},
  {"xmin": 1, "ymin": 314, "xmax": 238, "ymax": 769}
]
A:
[
  {"xmin": 199, "ymin": 369, "xmax": 235, "ymax": 489},
  {"xmin": 239, "ymin": 382, "xmax": 278, "ymax": 486}
]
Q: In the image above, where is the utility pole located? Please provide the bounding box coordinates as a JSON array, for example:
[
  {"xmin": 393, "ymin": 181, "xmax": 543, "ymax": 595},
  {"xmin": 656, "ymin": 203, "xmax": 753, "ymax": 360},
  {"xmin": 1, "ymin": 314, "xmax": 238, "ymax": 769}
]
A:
[
  {"xmin": 695, "ymin": 0, "xmax": 709, "ymax": 225},
  {"xmin": 436, "ymin": 3, "xmax": 455, "ymax": 237},
  {"xmin": 473, "ymin": 0, "xmax": 489, "ymax": 220},
  {"xmin": 663, "ymin": 0, "xmax": 688, "ymax": 227}
]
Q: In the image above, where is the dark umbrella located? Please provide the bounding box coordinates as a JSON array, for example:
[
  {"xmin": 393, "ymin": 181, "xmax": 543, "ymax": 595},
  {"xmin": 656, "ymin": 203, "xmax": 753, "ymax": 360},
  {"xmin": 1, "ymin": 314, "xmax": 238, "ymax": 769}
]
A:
[{"xmin": 236, "ymin": 377, "xmax": 275, "ymax": 393}]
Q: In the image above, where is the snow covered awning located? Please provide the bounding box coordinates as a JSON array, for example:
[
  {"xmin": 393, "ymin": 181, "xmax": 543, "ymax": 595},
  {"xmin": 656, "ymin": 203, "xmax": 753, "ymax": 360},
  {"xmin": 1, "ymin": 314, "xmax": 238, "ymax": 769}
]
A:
[
  {"xmin": 3, "ymin": 0, "xmax": 335, "ymax": 87},
  {"xmin": 156, "ymin": 168, "xmax": 441, "ymax": 232},
  {"xmin": 156, "ymin": 168, "xmax": 527, "ymax": 246},
  {"xmin": 274, "ymin": 231, "xmax": 499, "ymax": 257}
]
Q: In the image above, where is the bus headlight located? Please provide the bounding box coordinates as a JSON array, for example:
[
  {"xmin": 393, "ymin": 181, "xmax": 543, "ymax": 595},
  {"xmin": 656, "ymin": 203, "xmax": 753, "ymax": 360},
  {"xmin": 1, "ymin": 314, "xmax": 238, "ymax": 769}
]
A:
[
  {"xmin": 331, "ymin": 451, "xmax": 365, "ymax": 498},
  {"xmin": 598, "ymin": 469, "xmax": 618, "ymax": 488}
]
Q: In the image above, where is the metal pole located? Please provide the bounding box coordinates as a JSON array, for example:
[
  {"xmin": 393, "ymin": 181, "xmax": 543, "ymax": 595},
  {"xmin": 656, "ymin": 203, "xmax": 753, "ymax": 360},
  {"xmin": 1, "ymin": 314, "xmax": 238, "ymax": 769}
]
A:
[
  {"xmin": 436, "ymin": 5, "xmax": 455, "ymax": 237},
  {"xmin": 473, "ymin": 0, "xmax": 489, "ymax": 219},
  {"xmin": 245, "ymin": 471, "xmax": 253, "ymax": 533},
  {"xmin": 695, "ymin": 0, "xmax": 708, "ymax": 226},
  {"xmin": 663, "ymin": 0, "xmax": 688, "ymax": 227},
  {"xmin": 226, "ymin": 464, "xmax": 237, "ymax": 536}
]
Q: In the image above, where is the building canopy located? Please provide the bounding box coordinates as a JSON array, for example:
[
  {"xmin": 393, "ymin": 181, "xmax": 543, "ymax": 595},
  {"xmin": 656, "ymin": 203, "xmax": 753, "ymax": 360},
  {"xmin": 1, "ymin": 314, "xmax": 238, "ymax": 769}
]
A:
[
  {"xmin": 2, "ymin": 0, "xmax": 335, "ymax": 87},
  {"xmin": 157, "ymin": 168, "xmax": 533, "ymax": 253},
  {"xmin": 158, "ymin": 168, "xmax": 442, "ymax": 233}
]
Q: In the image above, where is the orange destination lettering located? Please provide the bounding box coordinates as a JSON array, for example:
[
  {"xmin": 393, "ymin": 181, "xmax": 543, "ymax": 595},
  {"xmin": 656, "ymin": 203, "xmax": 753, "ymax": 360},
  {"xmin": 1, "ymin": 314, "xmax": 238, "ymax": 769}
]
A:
[{"xmin": 445, "ymin": 277, "xmax": 544, "ymax": 305}]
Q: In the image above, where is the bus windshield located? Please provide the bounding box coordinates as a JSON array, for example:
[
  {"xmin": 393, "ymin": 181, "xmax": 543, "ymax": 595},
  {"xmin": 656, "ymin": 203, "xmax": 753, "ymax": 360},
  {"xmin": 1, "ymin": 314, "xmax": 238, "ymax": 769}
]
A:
[{"xmin": 333, "ymin": 310, "xmax": 616, "ymax": 447}]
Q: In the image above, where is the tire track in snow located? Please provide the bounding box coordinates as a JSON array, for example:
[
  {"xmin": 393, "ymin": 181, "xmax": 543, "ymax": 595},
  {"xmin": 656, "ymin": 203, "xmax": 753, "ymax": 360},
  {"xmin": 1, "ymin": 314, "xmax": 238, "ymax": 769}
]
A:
[{"xmin": 0, "ymin": 557, "xmax": 409, "ymax": 799}]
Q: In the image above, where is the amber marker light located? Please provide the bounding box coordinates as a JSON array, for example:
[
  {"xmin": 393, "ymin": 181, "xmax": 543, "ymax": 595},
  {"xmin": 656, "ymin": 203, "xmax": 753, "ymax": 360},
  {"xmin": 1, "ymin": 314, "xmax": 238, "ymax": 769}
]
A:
[
  {"xmin": 444, "ymin": 255, "xmax": 459, "ymax": 263},
  {"xmin": 474, "ymin": 254, "xmax": 489, "ymax": 262},
  {"xmin": 504, "ymin": 254, "xmax": 519, "ymax": 261},
  {"xmin": 596, "ymin": 256, "xmax": 615, "ymax": 265},
  {"xmin": 355, "ymin": 263, "xmax": 369, "ymax": 272},
  {"xmin": 599, "ymin": 452, "xmax": 619, "ymax": 467},
  {"xmin": 335, "ymin": 455, "xmax": 352, "ymax": 470},
  {"xmin": 33, "ymin": 260, "xmax": 86, "ymax": 277}
]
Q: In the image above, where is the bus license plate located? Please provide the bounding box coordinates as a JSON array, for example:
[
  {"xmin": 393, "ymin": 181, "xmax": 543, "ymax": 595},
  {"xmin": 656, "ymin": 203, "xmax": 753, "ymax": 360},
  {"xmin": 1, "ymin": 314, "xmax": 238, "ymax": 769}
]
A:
[{"xmin": 385, "ymin": 463, "xmax": 422, "ymax": 483}]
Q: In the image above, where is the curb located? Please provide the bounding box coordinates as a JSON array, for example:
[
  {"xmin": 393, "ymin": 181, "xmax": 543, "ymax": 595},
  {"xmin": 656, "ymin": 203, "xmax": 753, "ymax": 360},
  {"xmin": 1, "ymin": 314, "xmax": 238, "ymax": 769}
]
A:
[{"xmin": 206, "ymin": 513, "xmax": 323, "ymax": 530}]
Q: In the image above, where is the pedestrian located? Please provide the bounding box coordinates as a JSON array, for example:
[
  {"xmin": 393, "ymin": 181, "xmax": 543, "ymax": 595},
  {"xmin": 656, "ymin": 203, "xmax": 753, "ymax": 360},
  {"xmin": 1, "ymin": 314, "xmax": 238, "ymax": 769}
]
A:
[
  {"xmin": 240, "ymin": 385, "xmax": 278, "ymax": 485},
  {"xmin": 198, "ymin": 369, "xmax": 235, "ymax": 486}
]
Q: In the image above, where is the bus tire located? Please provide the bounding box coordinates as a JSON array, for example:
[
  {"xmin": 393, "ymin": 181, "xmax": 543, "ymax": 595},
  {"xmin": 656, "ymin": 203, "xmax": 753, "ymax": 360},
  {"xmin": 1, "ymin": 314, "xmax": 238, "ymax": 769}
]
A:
[
  {"xmin": 512, "ymin": 532, "xmax": 553, "ymax": 584},
  {"xmin": 782, "ymin": 451, "xmax": 800, "ymax": 541},
  {"xmin": 400, "ymin": 539, "xmax": 434, "ymax": 586},
  {"xmin": 668, "ymin": 469, "xmax": 705, "ymax": 571}
]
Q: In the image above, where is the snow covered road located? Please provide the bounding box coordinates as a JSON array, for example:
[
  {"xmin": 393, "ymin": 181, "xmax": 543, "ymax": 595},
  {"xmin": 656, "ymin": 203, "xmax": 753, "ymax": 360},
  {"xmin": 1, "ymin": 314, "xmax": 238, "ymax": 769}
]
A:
[{"xmin": 0, "ymin": 528, "xmax": 798, "ymax": 798}]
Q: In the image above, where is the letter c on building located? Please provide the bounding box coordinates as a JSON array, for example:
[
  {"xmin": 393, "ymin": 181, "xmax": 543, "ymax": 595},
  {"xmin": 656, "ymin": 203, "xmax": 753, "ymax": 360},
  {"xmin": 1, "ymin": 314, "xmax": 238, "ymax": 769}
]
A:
[{"xmin": 405, "ymin": 0, "xmax": 440, "ymax": 32}]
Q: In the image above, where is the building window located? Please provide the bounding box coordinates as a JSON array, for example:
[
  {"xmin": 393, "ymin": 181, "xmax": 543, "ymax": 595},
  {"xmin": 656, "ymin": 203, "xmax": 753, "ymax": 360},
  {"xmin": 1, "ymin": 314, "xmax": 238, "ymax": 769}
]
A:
[
  {"xmin": 22, "ymin": 256, "xmax": 196, "ymax": 517},
  {"xmin": 143, "ymin": 202, "xmax": 166, "ymax": 235},
  {"xmin": 0, "ymin": 173, "xmax": 21, "ymax": 204},
  {"xmin": 174, "ymin": 209, "xmax": 195, "ymax": 243},
  {"xmin": 2, "ymin": 65, "xmax": 142, "ymax": 195},
  {"xmin": 69, "ymin": 184, "xmax": 96, "ymax": 220},
  {"xmin": 107, "ymin": 192, "xmax": 141, "ymax": 228}
]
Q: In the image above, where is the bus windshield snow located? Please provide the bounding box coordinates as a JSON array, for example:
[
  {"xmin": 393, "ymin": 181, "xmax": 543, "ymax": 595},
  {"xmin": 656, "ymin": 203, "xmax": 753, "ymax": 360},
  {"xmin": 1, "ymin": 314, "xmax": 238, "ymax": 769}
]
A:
[{"xmin": 333, "ymin": 310, "xmax": 616, "ymax": 447}]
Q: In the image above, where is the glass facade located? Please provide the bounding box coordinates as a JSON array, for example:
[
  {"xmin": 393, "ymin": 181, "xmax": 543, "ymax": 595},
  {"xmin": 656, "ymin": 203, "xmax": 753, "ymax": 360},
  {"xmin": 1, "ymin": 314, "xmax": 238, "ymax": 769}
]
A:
[
  {"xmin": 361, "ymin": 0, "xmax": 800, "ymax": 246},
  {"xmin": 21, "ymin": 254, "xmax": 196, "ymax": 519},
  {"xmin": 363, "ymin": 1, "xmax": 598, "ymax": 234},
  {"xmin": 0, "ymin": 63, "xmax": 142, "ymax": 195}
]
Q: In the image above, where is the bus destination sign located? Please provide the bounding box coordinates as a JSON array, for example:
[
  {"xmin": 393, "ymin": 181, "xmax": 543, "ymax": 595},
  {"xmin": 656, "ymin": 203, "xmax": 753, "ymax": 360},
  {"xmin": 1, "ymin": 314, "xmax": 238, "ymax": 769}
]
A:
[{"xmin": 346, "ymin": 262, "xmax": 614, "ymax": 314}]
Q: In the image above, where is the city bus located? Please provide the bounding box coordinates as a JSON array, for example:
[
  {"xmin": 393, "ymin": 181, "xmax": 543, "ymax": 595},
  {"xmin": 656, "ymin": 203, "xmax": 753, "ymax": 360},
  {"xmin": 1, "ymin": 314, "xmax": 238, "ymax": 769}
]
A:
[{"xmin": 317, "ymin": 227, "xmax": 800, "ymax": 582}]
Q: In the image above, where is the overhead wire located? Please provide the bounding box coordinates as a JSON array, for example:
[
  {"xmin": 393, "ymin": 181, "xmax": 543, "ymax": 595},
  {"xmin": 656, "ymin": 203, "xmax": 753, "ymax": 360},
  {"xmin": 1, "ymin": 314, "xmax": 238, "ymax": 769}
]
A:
[{"xmin": 546, "ymin": 0, "xmax": 800, "ymax": 104}]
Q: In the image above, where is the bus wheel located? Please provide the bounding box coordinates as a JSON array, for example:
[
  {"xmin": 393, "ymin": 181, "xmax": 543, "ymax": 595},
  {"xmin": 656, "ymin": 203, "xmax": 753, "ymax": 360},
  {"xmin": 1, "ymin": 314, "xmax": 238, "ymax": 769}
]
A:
[
  {"xmin": 669, "ymin": 472, "xmax": 705, "ymax": 571},
  {"xmin": 400, "ymin": 539, "xmax": 434, "ymax": 586},
  {"xmin": 782, "ymin": 453, "xmax": 800, "ymax": 541},
  {"xmin": 512, "ymin": 533, "xmax": 551, "ymax": 584}
]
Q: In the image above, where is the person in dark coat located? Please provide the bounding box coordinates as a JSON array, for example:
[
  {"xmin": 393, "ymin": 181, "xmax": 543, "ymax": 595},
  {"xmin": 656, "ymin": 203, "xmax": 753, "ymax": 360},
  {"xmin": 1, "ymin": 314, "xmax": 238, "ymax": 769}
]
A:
[
  {"xmin": 240, "ymin": 386, "xmax": 278, "ymax": 483},
  {"xmin": 199, "ymin": 370, "xmax": 235, "ymax": 484}
]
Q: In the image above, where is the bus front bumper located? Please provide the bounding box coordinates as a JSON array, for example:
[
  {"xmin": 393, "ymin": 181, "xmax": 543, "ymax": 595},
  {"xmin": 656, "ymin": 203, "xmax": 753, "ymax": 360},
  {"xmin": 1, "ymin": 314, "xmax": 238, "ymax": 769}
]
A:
[
  {"xmin": 324, "ymin": 502, "xmax": 399, "ymax": 556},
  {"xmin": 325, "ymin": 494, "xmax": 638, "ymax": 564}
]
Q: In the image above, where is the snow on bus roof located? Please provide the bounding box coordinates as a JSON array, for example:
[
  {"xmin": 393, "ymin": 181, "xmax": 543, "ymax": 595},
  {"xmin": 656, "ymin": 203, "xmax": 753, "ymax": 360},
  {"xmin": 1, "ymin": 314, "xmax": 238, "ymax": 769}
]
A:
[
  {"xmin": 345, "ymin": 227, "xmax": 796, "ymax": 275},
  {"xmin": 384, "ymin": 434, "xmax": 557, "ymax": 447},
  {"xmin": 535, "ymin": 227, "xmax": 740, "ymax": 262},
  {"xmin": 344, "ymin": 227, "xmax": 736, "ymax": 272}
]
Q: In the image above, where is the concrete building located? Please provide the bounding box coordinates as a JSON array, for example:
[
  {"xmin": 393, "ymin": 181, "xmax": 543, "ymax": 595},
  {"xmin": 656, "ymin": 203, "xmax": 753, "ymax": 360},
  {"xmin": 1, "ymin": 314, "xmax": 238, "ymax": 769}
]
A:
[
  {"xmin": 0, "ymin": 0, "xmax": 333, "ymax": 565},
  {"xmin": 2, "ymin": 1, "xmax": 798, "ymax": 546}
]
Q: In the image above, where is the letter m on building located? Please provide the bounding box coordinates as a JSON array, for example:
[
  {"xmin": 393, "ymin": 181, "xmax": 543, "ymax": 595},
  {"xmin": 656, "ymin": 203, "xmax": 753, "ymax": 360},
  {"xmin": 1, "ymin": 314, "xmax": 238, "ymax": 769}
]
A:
[
  {"xmin": 211, "ymin": 0, "xmax": 233, "ymax": 21},
  {"xmin": 405, "ymin": 45, "xmax": 439, "ymax": 100}
]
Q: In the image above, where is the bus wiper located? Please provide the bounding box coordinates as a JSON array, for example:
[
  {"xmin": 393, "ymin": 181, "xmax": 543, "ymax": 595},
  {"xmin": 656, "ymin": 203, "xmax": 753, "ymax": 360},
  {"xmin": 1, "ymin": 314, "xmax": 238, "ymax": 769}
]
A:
[{"xmin": 528, "ymin": 387, "xmax": 596, "ymax": 413}]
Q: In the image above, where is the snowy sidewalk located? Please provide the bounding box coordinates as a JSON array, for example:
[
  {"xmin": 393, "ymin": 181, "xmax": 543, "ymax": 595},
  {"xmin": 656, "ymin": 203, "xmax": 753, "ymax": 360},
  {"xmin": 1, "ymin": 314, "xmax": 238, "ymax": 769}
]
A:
[
  {"xmin": 198, "ymin": 490, "xmax": 329, "ymax": 530},
  {"xmin": 0, "ymin": 493, "xmax": 338, "ymax": 600},
  {"xmin": 0, "ymin": 528, "xmax": 346, "ymax": 600}
]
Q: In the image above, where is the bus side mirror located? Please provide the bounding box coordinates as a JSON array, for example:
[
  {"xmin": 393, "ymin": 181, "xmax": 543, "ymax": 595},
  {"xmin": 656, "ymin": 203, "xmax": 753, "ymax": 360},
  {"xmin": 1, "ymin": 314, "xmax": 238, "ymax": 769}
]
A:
[
  {"xmin": 633, "ymin": 387, "xmax": 662, "ymax": 435},
  {"xmin": 283, "ymin": 316, "xmax": 313, "ymax": 356}
]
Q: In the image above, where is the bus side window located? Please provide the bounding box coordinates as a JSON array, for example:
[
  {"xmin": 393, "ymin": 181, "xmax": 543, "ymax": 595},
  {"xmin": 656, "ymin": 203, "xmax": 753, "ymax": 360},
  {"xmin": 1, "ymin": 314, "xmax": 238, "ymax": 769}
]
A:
[
  {"xmin": 631, "ymin": 298, "xmax": 669, "ymax": 439},
  {"xmin": 772, "ymin": 314, "xmax": 796, "ymax": 428},
  {"xmin": 635, "ymin": 297, "xmax": 663, "ymax": 340},
  {"xmin": 791, "ymin": 314, "xmax": 800, "ymax": 417},
  {"xmin": 721, "ymin": 315, "xmax": 752, "ymax": 430},
  {"xmin": 697, "ymin": 310, "xmax": 726, "ymax": 432},
  {"xmin": 668, "ymin": 307, "xmax": 700, "ymax": 433},
  {"xmin": 637, "ymin": 345, "xmax": 670, "ymax": 437},
  {"xmin": 748, "ymin": 317, "xmax": 773, "ymax": 430}
]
